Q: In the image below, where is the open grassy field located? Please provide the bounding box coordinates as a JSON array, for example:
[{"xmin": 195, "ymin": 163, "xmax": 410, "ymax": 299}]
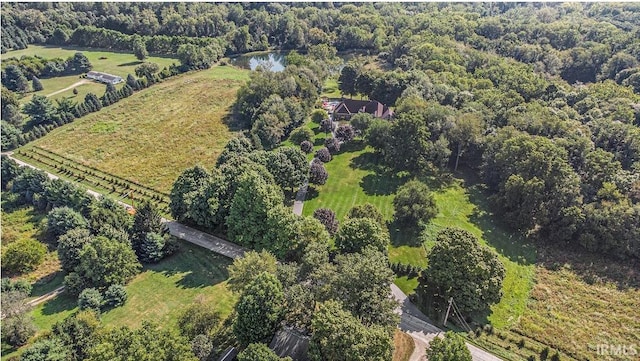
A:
[
  {"xmin": 2, "ymin": 45, "xmax": 179, "ymax": 104},
  {"xmin": 21, "ymin": 65, "xmax": 249, "ymax": 193},
  {"xmin": 300, "ymin": 140, "xmax": 536, "ymax": 331},
  {"xmin": 30, "ymin": 239, "xmax": 235, "ymax": 335}
]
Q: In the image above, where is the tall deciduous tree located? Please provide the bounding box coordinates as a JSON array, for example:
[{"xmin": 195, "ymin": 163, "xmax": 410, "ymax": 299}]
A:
[
  {"xmin": 76, "ymin": 236, "xmax": 141, "ymax": 289},
  {"xmin": 308, "ymin": 300, "xmax": 393, "ymax": 361},
  {"xmin": 335, "ymin": 218, "xmax": 390, "ymax": 254},
  {"xmin": 227, "ymin": 171, "xmax": 284, "ymax": 248},
  {"xmin": 234, "ymin": 272, "xmax": 284, "ymax": 346},
  {"xmin": 418, "ymin": 228, "xmax": 505, "ymax": 315},
  {"xmin": 393, "ymin": 180, "xmax": 438, "ymax": 228},
  {"xmin": 338, "ymin": 62, "xmax": 360, "ymax": 97},
  {"xmin": 426, "ymin": 332, "xmax": 472, "ymax": 361},
  {"xmin": 87, "ymin": 322, "xmax": 197, "ymax": 361},
  {"xmin": 58, "ymin": 228, "xmax": 93, "ymax": 273},
  {"xmin": 228, "ymin": 250, "xmax": 278, "ymax": 293}
]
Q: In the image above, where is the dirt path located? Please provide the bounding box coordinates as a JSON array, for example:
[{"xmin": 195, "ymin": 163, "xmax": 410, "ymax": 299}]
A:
[
  {"xmin": 26, "ymin": 286, "xmax": 65, "ymax": 307},
  {"xmin": 47, "ymin": 79, "xmax": 91, "ymax": 97}
]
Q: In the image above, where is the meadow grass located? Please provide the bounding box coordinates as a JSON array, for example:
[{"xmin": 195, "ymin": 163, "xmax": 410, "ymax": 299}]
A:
[
  {"xmin": 24, "ymin": 65, "xmax": 249, "ymax": 193},
  {"xmin": 2, "ymin": 45, "xmax": 179, "ymax": 104},
  {"xmin": 31, "ymin": 240, "xmax": 235, "ymax": 333},
  {"xmin": 0, "ymin": 193, "xmax": 63, "ymax": 288}
]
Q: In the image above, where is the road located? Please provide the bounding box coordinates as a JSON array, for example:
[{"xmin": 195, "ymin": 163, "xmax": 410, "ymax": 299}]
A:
[
  {"xmin": 4, "ymin": 152, "xmax": 247, "ymax": 261},
  {"xmin": 6, "ymin": 155, "xmax": 500, "ymax": 361},
  {"xmin": 392, "ymin": 284, "xmax": 502, "ymax": 361}
]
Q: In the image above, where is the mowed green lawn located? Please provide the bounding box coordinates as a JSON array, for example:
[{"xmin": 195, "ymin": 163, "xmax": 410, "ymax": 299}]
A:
[
  {"xmin": 301, "ymin": 141, "xmax": 536, "ymax": 329},
  {"xmin": 2, "ymin": 45, "xmax": 179, "ymax": 104},
  {"xmin": 24, "ymin": 65, "xmax": 249, "ymax": 193},
  {"xmin": 31, "ymin": 240, "xmax": 236, "ymax": 333}
]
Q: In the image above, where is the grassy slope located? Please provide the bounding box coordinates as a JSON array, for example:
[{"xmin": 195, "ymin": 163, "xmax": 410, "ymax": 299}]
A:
[
  {"xmin": 2, "ymin": 45, "xmax": 179, "ymax": 104},
  {"xmin": 31, "ymin": 240, "xmax": 235, "ymax": 333},
  {"xmin": 300, "ymin": 142, "xmax": 535, "ymax": 329},
  {"xmin": 24, "ymin": 65, "xmax": 248, "ymax": 193}
]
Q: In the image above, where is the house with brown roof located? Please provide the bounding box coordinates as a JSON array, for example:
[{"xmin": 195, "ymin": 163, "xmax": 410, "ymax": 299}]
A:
[{"xmin": 332, "ymin": 98, "xmax": 392, "ymax": 121}]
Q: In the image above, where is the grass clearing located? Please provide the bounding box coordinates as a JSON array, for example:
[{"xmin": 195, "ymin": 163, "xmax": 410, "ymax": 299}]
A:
[
  {"xmin": 300, "ymin": 141, "xmax": 536, "ymax": 330},
  {"xmin": 31, "ymin": 240, "xmax": 235, "ymax": 334},
  {"xmin": 2, "ymin": 45, "xmax": 179, "ymax": 104},
  {"xmin": 23, "ymin": 65, "xmax": 249, "ymax": 193}
]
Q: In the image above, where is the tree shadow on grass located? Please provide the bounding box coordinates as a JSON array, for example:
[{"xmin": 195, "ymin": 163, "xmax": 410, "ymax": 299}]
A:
[
  {"xmin": 313, "ymin": 137, "xmax": 326, "ymax": 147},
  {"xmin": 467, "ymin": 184, "xmax": 536, "ymax": 266},
  {"xmin": 337, "ymin": 139, "xmax": 366, "ymax": 154},
  {"xmin": 148, "ymin": 243, "xmax": 231, "ymax": 289},
  {"xmin": 221, "ymin": 110, "xmax": 246, "ymax": 132},
  {"xmin": 117, "ymin": 61, "xmax": 143, "ymax": 67},
  {"xmin": 388, "ymin": 220, "xmax": 423, "ymax": 248},
  {"xmin": 41, "ymin": 293, "xmax": 76, "ymax": 316},
  {"xmin": 305, "ymin": 186, "xmax": 319, "ymax": 201}
]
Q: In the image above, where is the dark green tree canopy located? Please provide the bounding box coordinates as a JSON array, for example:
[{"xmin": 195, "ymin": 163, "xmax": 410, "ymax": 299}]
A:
[
  {"xmin": 393, "ymin": 180, "xmax": 438, "ymax": 228},
  {"xmin": 419, "ymin": 228, "xmax": 505, "ymax": 314},
  {"xmin": 233, "ymin": 272, "xmax": 285, "ymax": 346},
  {"xmin": 426, "ymin": 332, "xmax": 472, "ymax": 361},
  {"xmin": 335, "ymin": 217, "xmax": 390, "ymax": 254}
]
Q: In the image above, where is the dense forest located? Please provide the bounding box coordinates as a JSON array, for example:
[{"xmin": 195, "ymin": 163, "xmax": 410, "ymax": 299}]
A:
[{"xmin": 2, "ymin": 2, "xmax": 639, "ymax": 361}]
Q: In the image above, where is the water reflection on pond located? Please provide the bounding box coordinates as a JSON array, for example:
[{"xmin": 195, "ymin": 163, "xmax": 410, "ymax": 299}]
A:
[{"xmin": 229, "ymin": 52, "xmax": 287, "ymax": 72}]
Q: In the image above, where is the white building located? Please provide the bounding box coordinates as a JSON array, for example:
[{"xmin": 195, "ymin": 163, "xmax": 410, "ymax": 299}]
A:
[{"xmin": 86, "ymin": 71, "xmax": 124, "ymax": 85}]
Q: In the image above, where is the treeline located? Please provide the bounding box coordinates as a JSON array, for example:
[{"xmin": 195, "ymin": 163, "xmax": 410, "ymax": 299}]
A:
[
  {"xmin": 344, "ymin": 44, "xmax": 640, "ymax": 260},
  {"xmin": 168, "ymin": 133, "xmax": 400, "ymax": 359},
  {"xmin": 2, "ymin": 52, "xmax": 92, "ymax": 83},
  {"xmin": 2, "ymin": 3, "xmax": 639, "ymax": 88}
]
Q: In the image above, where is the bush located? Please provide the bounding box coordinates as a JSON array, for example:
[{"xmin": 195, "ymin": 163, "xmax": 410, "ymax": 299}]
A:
[
  {"xmin": 1, "ymin": 278, "xmax": 32, "ymax": 294},
  {"xmin": 300, "ymin": 140, "xmax": 313, "ymax": 153},
  {"xmin": 289, "ymin": 127, "xmax": 313, "ymax": 144},
  {"xmin": 335, "ymin": 124, "xmax": 355, "ymax": 142},
  {"xmin": 1, "ymin": 239, "xmax": 46, "ymax": 274},
  {"xmin": 312, "ymin": 208, "xmax": 339, "ymax": 235},
  {"xmin": 309, "ymin": 160, "xmax": 328, "ymax": 185},
  {"xmin": 78, "ymin": 288, "xmax": 103, "ymax": 311},
  {"xmin": 103, "ymin": 284, "xmax": 127, "ymax": 307},
  {"xmin": 320, "ymin": 118, "xmax": 333, "ymax": 133},
  {"xmin": 324, "ymin": 137, "xmax": 340, "ymax": 153},
  {"xmin": 315, "ymin": 147, "xmax": 332, "ymax": 162},
  {"xmin": 551, "ymin": 352, "xmax": 561, "ymax": 361},
  {"xmin": 1, "ymin": 315, "xmax": 36, "ymax": 346},
  {"xmin": 311, "ymin": 109, "xmax": 328, "ymax": 123}
]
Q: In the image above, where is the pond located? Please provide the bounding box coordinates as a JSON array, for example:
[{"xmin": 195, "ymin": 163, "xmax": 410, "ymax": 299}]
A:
[{"xmin": 229, "ymin": 52, "xmax": 287, "ymax": 72}]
